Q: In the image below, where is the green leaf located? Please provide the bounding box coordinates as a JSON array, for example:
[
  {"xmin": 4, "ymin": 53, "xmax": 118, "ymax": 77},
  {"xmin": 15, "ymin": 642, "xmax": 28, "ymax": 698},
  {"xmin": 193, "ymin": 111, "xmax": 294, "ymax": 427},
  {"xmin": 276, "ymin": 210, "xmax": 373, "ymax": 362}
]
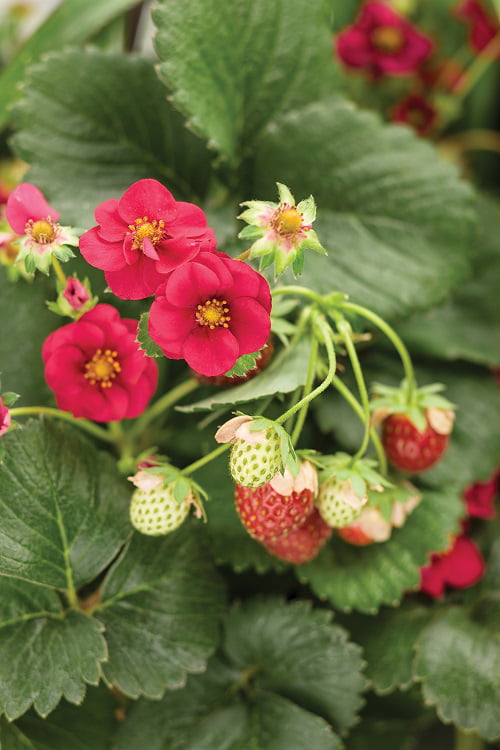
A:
[
  {"xmin": 297, "ymin": 488, "xmax": 464, "ymax": 613},
  {"xmin": 114, "ymin": 598, "xmax": 365, "ymax": 749},
  {"xmin": 397, "ymin": 195, "xmax": 500, "ymax": 366},
  {"xmin": 0, "ymin": 420, "xmax": 131, "ymax": 590},
  {"xmin": 178, "ymin": 336, "xmax": 313, "ymax": 412},
  {"xmin": 11, "ymin": 50, "xmax": 213, "ymax": 227},
  {"xmin": 153, "ymin": 0, "xmax": 337, "ymax": 160},
  {"xmin": 0, "ymin": 274, "xmax": 56, "ymax": 404},
  {"xmin": 346, "ymin": 604, "xmax": 432, "ymax": 695},
  {"xmin": 1, "ymin": 392, "xmax": 20, "ymax": 408},
  {"xmin": 1, "ymin": 686, "xmax": 116, "ymax": 750},
  {"xmin": 93, "ymin": 524, "xmax": 225, "ymax": 699},
  {"xmin": 136, "ymin": 313, "xmax": 164, "ymax": 358},
  {"xmin": 224, "ymin": 350, "xmax": 260, "ymax": 377},
  {"xmin": 0, "ymin": 578, "xmax": 106, "ymax": 720},
  {"xmin": 414, "ymin": 605, "xmax": 500, "ymax": 741},
  {"xmin": 0, "ymin": 0, "xmax": 139, "ymax": 131},
  {"xmin": 251, "ymin": 98, "xmax": 475, "ymax": 319}
]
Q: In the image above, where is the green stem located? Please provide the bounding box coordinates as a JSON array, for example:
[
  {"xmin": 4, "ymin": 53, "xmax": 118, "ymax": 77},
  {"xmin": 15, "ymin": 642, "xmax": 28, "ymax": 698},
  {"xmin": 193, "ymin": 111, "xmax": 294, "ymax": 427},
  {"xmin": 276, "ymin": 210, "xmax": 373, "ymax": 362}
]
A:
[
  {"xmin": 181, "ymin": 442, "xmax": 230, "ymax": 477},
  {"xmin": 335, "ymin": 317, "xmax": 371, "ymax": 462},
  {"xmin": 52, "ymin": 256, "xmax": 67, "ymax": 286},
  {"xmin": 456, "ymin": 31, "xmax": 500, "ymax": 101},
  {"xmin": 454, "ymin": 728, "xmax": 484, "ymax": 750},
  {"xmin": 272, "ymin": 285, "xmax": 324, "ymax": 306},
  {"xmin": 340, "ymin": 301, "xmax": 417, "ymax": 405},
  {"xmin": 276, "ymin": 313, "xmax": 336, "ymax": 426},
  {"xmin": 128, "ymin": 378, "xmax": 199, "ymax": 438},
  {"xmin": 332, "ymin": 375, "xmax": 388, "ymax": 476},
  {"xmin": 10, "ymin": 406, "xmax": 115, "ymax": 443},
  {"xmin": 291, "ymin": 337, "xmax": 319, "ymax": 446}
]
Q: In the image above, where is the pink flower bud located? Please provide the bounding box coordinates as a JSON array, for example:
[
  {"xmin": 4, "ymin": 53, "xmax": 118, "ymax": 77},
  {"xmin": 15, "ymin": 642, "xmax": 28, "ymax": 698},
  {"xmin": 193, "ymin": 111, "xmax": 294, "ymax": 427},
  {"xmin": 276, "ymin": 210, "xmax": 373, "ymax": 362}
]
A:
[
  {"xmin": 0, "ymin": 397, "xmax": 11, "ymax": 437},
  {"xmin": 63, "ymin": 277, "xmax": 90, "ymax": 310}
]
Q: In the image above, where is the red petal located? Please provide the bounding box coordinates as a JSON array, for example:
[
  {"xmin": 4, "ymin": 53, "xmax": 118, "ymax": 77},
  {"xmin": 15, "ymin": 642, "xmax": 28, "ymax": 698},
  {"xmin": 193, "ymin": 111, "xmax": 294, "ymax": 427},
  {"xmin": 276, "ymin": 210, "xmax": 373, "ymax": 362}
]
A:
[
  {"xmin": 148, "ymin": 300, "xmax": 196, "ymax": 357},
  {"xmin": 6, "ymin": 183, "xmax": 59, "ymax": 234},
  {"xmin": 229, "ymin": 297, "xmax": 271, "ymax": 354},
  {"xmin": 182, "ymin": 327, "xmax": 239, "ymax": 376},
  {"xmin": 172, "ymin": 201, "xmax": 208, "ymax": 230},
  {"xmin": 94, "ymin": 199, "xmax": 126, "ymax": 241},
  {"xmin": 163, "ymin": 260, "xmax": 222, "ymax": 308},
  {"xmin": 154, "ymin": 236, "xmax": 202, "ymax": 273},
  {"xmin": 117, "ymin": 179, "xmax": 176, "ymax": 224},
  {"xmin": 443, "ymin": 536, "xmax": 485, "ymax": 589},
  {"xmin": 105, "ymin": 256, "xmax": 164, "ymax": 300},
  {"xmin": 79, "ymin": 227, "xmax": 125, "ymax": 272}
]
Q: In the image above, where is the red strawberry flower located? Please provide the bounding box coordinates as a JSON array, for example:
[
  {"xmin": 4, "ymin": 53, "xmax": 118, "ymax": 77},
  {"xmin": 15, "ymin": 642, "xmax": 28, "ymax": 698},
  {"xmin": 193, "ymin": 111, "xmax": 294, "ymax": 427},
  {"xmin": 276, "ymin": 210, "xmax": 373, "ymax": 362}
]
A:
[
  {"xmin": 6, "ymin": 183, "xmax": 77, "ymax": 274},
  {"xmin": 335, "ymin": 1, "xmax": 433, "ymax": 78},
  {"xmin": 464, "ymin": 473, "xmax": 498, "ymax": 519},
  {"xmin": 0, "ymin": 397, "xmax": 11, "ymax": 437},
  {"xmin": 454, "ymin": 0, "xmax": 499, "ymax": 56},
  {"xmin": 79, "ymin": 179, "xmax": 216, "ymax": 300},
  {"xmin": 42, "ymin": 304, "xmax": 158, "ymax": 422},
  {"xmin": 148, "ymin": 251, "xmax": 272, "ymax": 377},
  {"xmin": 420, "ymin": 534, "xmax": 485, "ymax": 598},
  {"xmin": 390, "ymin": 93, "xmax": 438, "ymax": 135}
]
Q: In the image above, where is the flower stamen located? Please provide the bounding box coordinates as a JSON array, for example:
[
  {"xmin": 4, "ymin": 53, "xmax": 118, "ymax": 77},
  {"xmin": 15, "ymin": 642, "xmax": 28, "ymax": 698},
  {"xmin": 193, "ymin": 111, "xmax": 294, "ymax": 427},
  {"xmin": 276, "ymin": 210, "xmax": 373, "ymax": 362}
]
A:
[
  {"xmin": 25, "ymin": 217, "xmax": 60, "ymax": 245},
  {"xmin": 272, "ymin": 204, "xmax": 309, "ymax": 237},
  {"xmin": 84, "ymin": 348, "xmax": 121, "ymax": 388},
  {"xmin": 126, "ymin": 216, "xmax": 166, "ymax": 250},
  {"xmin": 195, "ymin": 298, "xmax": 231, "ymax": 330},
  {"xmin": 371, "ymin": 26, "xmax": 405, "ymax": 53}
]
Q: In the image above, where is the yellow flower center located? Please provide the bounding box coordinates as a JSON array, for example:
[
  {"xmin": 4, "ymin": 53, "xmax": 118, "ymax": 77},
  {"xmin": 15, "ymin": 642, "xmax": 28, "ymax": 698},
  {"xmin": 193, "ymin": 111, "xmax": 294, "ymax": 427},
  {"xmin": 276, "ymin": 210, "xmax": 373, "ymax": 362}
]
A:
[
  {"xmin": 84, "ymin": 349, "xmax": 121, "ymax": 388},
  {"xmin": 127, "ymin": 217, "xmax": 165, "ymax": 250},
  {"xmin": 371, "ymin": 26, "xmax": 405, "ymax": 53},
  {"xmin": 195, "ymin": 299, "xmax": 231, "ymax": 329},
  {"xmin": 28, "ymin": 219, "xmax": 57, "ymax": 244},
  {"xmin": 275, "ymin": 207, "xmax": 303, "ymax": 236}
]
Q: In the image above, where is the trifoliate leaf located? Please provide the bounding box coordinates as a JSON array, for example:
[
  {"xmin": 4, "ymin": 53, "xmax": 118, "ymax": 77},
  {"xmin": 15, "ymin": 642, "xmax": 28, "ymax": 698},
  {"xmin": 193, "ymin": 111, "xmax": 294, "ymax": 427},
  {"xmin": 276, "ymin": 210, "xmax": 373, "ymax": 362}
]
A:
[{"xmin": 113, "ymin": 598, "xmax": 365, "ymax": 749}]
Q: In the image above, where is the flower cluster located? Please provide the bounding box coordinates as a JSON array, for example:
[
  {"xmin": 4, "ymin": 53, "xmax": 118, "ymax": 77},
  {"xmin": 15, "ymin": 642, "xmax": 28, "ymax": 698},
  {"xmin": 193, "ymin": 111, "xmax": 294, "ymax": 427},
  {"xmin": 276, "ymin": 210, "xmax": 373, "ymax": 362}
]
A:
[{"xmin": 79, "ymin": 178, "xmax": 273, "ymax": 378}]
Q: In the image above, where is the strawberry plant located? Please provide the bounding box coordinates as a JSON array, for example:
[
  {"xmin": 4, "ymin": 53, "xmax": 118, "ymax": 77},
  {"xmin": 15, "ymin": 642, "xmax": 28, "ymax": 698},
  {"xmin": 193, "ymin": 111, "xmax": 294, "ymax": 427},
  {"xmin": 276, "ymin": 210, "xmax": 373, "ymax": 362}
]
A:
[{"xmin": 0, "ymin": 1, "xmax": 499, "ymax": 748}]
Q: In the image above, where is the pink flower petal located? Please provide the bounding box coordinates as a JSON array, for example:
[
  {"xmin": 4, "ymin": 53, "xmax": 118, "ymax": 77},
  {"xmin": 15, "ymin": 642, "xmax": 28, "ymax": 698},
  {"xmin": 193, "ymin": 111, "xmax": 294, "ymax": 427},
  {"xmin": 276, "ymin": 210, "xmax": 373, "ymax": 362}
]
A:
[
  {"xmin": 163, "ymin": 261, "xmax": 222, "ymax": 308},
  {"xmin": 148, "ymin": 300, "xmax": 197, "ymax": 354},
  {"xmin": 94, "ymin": 199, "xmax": 126, "ymax": 241},
  {"xmin": 172, "ymin": 201, "xmax": 209, "ymax": 230},
  {"xmin": 154, "ymin": 236, "xmax": 202, "ymax": 274},
  {"xmin": 79, "ymin": 227, "xmax": 125, "ymax": 272},
  {"xmin": 182, "ymin": 326, "xmax": 239, "ymax": 376},
  {"xmin": 229, "ymin": 297, "xmax": 271, "ymax": 355},
  {"xmin": 117, "ymin": 179, "xmax": 176, "ymax": 224},
  {"xmin": 105, "ymin": 256, "xmax": 164, "ymax": 300},
  {"xmin": 142, "ymin": 237, "xmax": 160, "ymax": 261},
  {"xmin": 6, "ymin": 183, "xmax": 59, "ymax": 234}
]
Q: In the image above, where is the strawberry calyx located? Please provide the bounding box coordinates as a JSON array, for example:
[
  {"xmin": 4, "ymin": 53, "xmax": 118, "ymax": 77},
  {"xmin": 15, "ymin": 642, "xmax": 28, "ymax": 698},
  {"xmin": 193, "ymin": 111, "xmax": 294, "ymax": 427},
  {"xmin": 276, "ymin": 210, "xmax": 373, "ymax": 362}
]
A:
[
  {"xmin": 370, "ymin": 379, "xmax": 455, "ymax": 432},
  {"xmin": 319, "ymin": 452, "xmax": 391, "ymax": 500}
]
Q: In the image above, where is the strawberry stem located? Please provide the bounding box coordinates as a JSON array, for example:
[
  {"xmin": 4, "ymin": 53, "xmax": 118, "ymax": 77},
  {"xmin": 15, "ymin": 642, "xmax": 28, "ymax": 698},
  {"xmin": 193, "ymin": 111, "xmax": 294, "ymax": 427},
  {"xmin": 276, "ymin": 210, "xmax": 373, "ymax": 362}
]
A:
[
  {"xmin": 334, "ymin": 316, "xmax": 372, "ymax": 462},
  {"xmin": 128, "ymin": 378, "xmax": 199, "ymax": 438},
  {"xmin": 52, "ymin": 255, "xmax": 67, "ymax": 286},
  {"xmin": 290, "ymin": 337, "xmax": 319, "ymax": 446},
  {"xmin": 181, "ymin": 442, "xmax": 231, "ymax": 477},
  {"xmin": 10, "ymin": 406, "xmax": 115, "ymax": 443},
  {"xmin": 340, "ymin": 301, "xmax": 417, "ymax": 406},
  {"xmin": 454, "ymin": 728, "xmax": 484, "ymax": 750},
  {"xmin": 332, "ymin": 374, "xmax": 388, "ymax": 476},
  {"xmin": 276, "ymin": 311, "xmax": 336, "ymax": 427}
]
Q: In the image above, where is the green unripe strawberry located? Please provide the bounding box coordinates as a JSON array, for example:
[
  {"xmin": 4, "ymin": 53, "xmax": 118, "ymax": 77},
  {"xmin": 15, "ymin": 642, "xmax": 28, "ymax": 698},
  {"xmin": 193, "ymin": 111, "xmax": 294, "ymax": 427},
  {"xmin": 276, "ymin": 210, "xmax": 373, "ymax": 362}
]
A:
[
  {"xmin": 229, "ymin": 427, "xmax": 282, "ymax": 488},
  {"xmin": 317, "ymin": 477, "xmax": 368, "ymax": 528},
  {"xmin": 130, "ymin": 483, "xmax": 190, "ymax": 536}
]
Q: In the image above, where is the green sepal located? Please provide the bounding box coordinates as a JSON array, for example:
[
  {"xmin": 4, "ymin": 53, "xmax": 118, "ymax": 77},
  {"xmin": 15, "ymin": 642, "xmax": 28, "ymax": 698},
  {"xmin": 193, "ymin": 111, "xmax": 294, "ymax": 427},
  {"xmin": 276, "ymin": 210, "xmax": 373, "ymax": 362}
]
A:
[
  {"xmin": 174, "ymin": 476, "xmax": 191, "ymax": 505},
  {"xmin": 136, "ymin": 312, "xmax": 164, "ymax": 358},
  {"xmin": 224, "ymin": 350, "xmax": 260, "ymax": 377},
  {"xmin": 371, "ymin": 379, "xmax": 455, "ymax": 429},
  {"xmin": 0, "ymin": 391, "xmax": 19, "ymax": 407},
  {"xmin": 24, "ymin": 254, "xmax": 36, "ymax": 274},
  {"xmin": 276, "ymin": 182, "xmax": 295, "ymax": 205},
  {"xmin": 53, "ymin": 245, "xmax": 76, "ymax": 262},
  {"xmin": 292, "ymin": 248, "xmax": 304, "ymax": 277},
  {"xmin": 298, "ymin": 228, "xmax": 327, "ymax": 255},
  {"xmin": 238, "ymin": 224, "xmax": 263, "ymax": 240}
]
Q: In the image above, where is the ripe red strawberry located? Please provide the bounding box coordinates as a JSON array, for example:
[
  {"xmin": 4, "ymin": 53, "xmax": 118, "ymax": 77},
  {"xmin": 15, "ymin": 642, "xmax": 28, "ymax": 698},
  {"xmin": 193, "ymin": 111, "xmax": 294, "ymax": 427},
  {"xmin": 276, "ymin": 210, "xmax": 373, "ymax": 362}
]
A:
[
  {"xmin": 264, "ymin": 508, "xmax": 332, "ymax": 564},
  {"xmin": 337, "ymin": 524, "xmax": 376, "ymax": 546},
  {"xmin": 235, "ymin": 480, "xmax": 314, "ymax": 542},
  {"xmin": 382, "ymin": 409, "xmax": 453, "ymax": 473}
]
